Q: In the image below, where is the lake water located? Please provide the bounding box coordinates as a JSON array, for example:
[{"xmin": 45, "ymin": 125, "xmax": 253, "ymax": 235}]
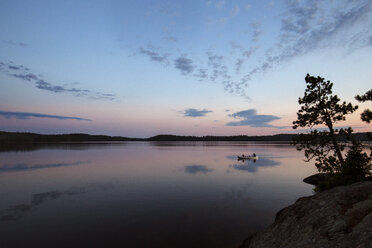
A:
[{"xmin": 0, "ymin": 142, "xmax": 316, "ymax": 248}]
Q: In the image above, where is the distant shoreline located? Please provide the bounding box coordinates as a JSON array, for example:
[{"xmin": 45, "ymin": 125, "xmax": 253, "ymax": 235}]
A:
[
  {"xmin": 1, "ymin": 131, "xmax": 371, "ymax": 143},
  {"xmin": 0, "ymin": 131, "xmax": 371, "ymax": 153}
]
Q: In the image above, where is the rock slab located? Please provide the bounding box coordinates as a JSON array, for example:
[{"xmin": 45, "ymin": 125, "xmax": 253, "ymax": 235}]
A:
[{"xmin": 240, "ymin": 181, "xmax": 372, "ymax": 248}]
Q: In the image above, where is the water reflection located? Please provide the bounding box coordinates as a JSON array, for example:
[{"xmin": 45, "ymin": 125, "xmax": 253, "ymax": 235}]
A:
[
  {"xmin": 0, "ymin": 142, "xmax": 315, "ymax": 248},
  {"xmin": 1, "ymin": 188, "xmax": 86, "ymax": 221},
  {"xmin": 0, "ymin": 142, "xmax": 130, "ymax": 152},
  {"xmin": 0, "ymin": 161, "xmax": 89, "ymax": 173},
  {"xmin": 0, "ymin": 183, "xmax": 115, "ymax": 222},
  {"xmin": 226, "ymin": 155, "xmax": 240, "ymax": 160},
  {"xmin": 230, "ymin": 157, "xmax": 281, "ymax": 173},
  {"xmin": 184, "ymin": 165, "xmax": 214, "ymax": 174}
]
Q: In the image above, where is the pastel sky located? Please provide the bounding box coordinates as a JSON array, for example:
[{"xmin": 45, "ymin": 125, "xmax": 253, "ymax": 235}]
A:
[{"xmin": 0, "ymin": 0, "xmax": 371, "ymax": 137}]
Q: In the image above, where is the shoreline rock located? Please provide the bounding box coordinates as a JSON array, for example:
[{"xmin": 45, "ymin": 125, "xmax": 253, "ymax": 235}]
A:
[
  {"xmin": 239, "ymin": 181, "xmax": 372, "ymax": 248},
  {"xmin": 302, "ymin": 173, "xmax": 330, "ymax": 185}
]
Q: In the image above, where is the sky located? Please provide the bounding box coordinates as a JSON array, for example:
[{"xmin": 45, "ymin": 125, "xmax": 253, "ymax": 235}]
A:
[{"xmin": 0, "ymin": 0, "xmax": 371, "ymax": 138}]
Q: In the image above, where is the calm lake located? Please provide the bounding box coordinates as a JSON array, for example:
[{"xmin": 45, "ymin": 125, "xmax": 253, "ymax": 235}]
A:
[{"xmin": 0, "ymin": 142, "xmax": 316, "ymax": 248}]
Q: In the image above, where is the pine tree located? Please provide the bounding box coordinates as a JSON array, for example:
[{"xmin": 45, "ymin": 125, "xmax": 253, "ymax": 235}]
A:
[
  {"xmin": 293, "ymin": 74, "xmax": 358, "ymax": 173},
  {"xmin": 355, "ymin": 89, "xmax": 372, "ymax": 123}
]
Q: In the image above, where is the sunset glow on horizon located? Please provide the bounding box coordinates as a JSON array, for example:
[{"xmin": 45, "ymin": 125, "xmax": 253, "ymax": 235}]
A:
[{"xmin": 1, "ymin": 0, "xmax": 371, "ymax": 137}]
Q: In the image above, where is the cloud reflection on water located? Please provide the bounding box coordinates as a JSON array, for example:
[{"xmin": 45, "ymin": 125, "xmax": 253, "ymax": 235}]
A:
[
  {"xmin": 0, "ymin": 183, "xmax": 115, "ymax": 222},
  {"xmin": 0, "ymin": 161, "xmax": 89, "ymax": 173},
  {"xmin": 229, "ymin": 157, "xmax": 281, "ymax": 173},
  {"xmin": 1, "ymin": 188, "xmax": 86, "ymax": 222},
  {"xmin": 184, "ymin": 165, "xmax": 214, "ymax": 174}
]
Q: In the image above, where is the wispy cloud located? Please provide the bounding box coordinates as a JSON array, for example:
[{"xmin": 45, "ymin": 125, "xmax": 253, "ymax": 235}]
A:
[
  {"xmin": 183, "ymin": 108, "xmax": 212, "ymax": 117},
  {"xmin": 206, "ymin": 51, "xmax": 225, "ymax": 82},
  {"xmin": 164, "ymin": 36, "xmax": 177, "ymax": 42},
  {"xmin": 226, "ymin": 109, "xmax": 285, "ymax": 128},
  {"xmin": 146, "ymin": 3, "xmax": 180, "ymax": 18},
  {"xmin": 137, "ymin": 44, "xmax": 257, "ymax": 99},
  {"xmin": 174, "ymin": 56, "xmax": 195, "ymax": 75},
  {"xmin": 0, "ymin": 62, "xmax": 30, "ymax": 72},
  {"xmin": 230, "ymin": 41, "xmax": 244, "ymax": 51},
  {"xmin": 194, "ymin": 68, "xmax": 208, "ymax": 81},
  {"xmin": 235, "ymin": 58, "xmax": 244, "ymax": 73},
  {"xmin": 205, "ymin": 16, "xmax": 228, "ymax": 26},
  {"xmin": 234, "ymin": 46, "xmax": 257, "ymax": 74},
  {"xmin": 213, "ymin": 0, "xmax": 226, "ymax": 9},
  {"xmin": 139, "ymin": 47, "xmax": 169, "ymax": 63},
  {"xmin": 250, "ymin": 21, "xmax": 263, "ymax": 42},
  {"xmin": 201, "ymin": 1, "xmax": 371, "ymax": 99},
  {"xmin": 230, "ymin": 5, "xmax": 240, "ymax": 16},
  {"xmin": 206, "ymin": 2, "xmax": 241, "ymax": 26},
  {"xmin": 3, "ymin": 40, "xmax": 28, "ymax": 47},
  {"xmin": 135, "ymin": 1, "xmax": 371, "ymax": 101},
  {"xmin": 0, "ymin": 61, "xmax": 116, "ymax": 101},
  {"xmin": 0, "ymin": 110, "xmax": 91, "ymax": 121},
  {"xmin": 137, "ymin": 40, "xmax": 258, "ymax": 100},
  {"xmin": 158, "ymin": 6, "xmax": 179, "ymax": 17},
  {"xmin": 242, "ymin": 0, "xmax": 372, "ymax": 82},
  {"xmin": 265, "ymin": 1, "xmax": 275, "ymax": 9}
]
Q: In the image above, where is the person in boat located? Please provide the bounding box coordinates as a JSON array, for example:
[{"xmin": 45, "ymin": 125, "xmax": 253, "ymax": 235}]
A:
[{"xmin": 253, "ymin": 153, "xmax": 256, "ymax": 157}]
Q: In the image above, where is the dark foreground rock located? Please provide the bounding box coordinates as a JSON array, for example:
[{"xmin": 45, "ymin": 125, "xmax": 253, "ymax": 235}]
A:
[
  {"xmin": 303, "ymin": 173, "xmax": 330, "ymax": 185},
  {"xmin": 239, "ymin": 181, "xmax": 372, "ymax": 248}
]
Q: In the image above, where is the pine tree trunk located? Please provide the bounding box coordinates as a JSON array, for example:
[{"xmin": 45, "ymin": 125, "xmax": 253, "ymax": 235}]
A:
[{"xmin": 327, "ymin": 122, "xmax": 345, "ymax": 166}]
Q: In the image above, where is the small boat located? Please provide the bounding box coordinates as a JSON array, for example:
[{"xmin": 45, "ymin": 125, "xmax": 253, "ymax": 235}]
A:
[{"xmin": 237, "ymin": 155, "xmax": 258, "ymax": 160}]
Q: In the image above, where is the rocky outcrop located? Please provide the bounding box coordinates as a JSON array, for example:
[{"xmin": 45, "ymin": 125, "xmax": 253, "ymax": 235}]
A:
[
  {"xmin": 303, "ymin": 173, "xmax": 330, "ymax": 185},
  {"xmin": 240, "ymin": 181, "xmax": 372, "ymax": 248}
]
